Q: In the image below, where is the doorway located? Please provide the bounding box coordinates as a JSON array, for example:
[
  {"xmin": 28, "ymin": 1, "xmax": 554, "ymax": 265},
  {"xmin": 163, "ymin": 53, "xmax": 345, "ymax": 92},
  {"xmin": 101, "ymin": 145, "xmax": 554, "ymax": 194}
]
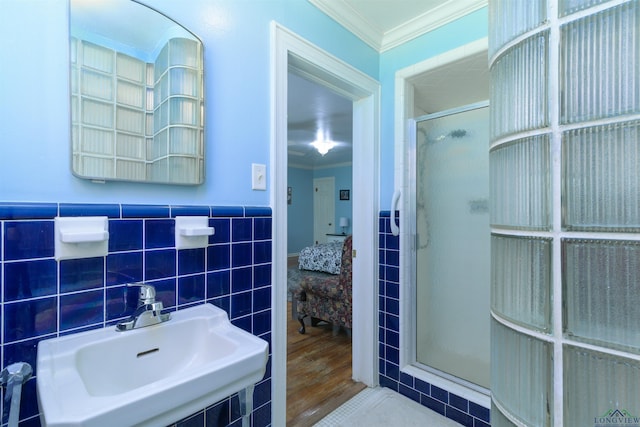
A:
[
  {"xmin": 271, "ymin": 23, "xmax": 380, "ymax": 426},
  {"xmin": 394, "ymin": 37, "xmax": 491, "ymax": 407}
]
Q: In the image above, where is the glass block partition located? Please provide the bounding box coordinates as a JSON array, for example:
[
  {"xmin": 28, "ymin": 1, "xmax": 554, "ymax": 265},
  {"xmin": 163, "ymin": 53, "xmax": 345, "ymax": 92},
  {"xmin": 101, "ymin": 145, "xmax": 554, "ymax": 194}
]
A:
[
  {"xmin": 489, "ymin": 0, "xmax": 640, "ymax": 425},
  {"xmin": 71, "ymin": 36, "xmax": 203, "ymax": 184}
]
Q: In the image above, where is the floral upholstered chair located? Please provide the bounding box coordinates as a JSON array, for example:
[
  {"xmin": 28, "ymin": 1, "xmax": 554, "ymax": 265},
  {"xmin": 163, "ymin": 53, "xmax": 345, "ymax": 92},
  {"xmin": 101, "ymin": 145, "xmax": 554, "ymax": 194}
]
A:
[{"xmin": 295, "ymin": 235, "xmax": 352, "ymax": 335}]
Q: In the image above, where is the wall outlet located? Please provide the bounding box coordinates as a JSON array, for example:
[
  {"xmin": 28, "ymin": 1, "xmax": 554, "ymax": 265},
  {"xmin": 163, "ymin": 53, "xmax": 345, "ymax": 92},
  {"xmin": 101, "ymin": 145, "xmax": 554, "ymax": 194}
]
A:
[{"xmin": 252, "ymin": 163, "xmax": 267, "ymax": 190}]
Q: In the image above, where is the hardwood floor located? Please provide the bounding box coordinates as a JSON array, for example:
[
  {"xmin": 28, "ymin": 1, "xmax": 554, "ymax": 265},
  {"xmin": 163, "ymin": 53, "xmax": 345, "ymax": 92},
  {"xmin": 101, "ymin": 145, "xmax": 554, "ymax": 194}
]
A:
[{"xmin": 286, "ymin": 302, "xmax": 366, "ymax": 426}]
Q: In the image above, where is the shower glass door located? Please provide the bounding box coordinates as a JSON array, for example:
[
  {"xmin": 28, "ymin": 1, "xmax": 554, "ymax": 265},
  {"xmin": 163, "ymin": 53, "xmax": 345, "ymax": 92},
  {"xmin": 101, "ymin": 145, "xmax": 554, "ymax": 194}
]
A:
[{"xmin": 414, "ymin": 103, "xmax": 490, "ymax": 389}]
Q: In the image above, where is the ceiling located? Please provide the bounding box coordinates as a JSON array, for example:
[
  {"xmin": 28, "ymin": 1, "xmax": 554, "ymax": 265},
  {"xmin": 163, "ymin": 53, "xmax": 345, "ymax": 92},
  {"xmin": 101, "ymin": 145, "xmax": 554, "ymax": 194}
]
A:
[
  {"xmin": 287, "ymin": 73, "xmax": 353, "ymax": 169},
  {"xmin": 287, "ymin": 0, "xmax": 488, "ymax": 169}
]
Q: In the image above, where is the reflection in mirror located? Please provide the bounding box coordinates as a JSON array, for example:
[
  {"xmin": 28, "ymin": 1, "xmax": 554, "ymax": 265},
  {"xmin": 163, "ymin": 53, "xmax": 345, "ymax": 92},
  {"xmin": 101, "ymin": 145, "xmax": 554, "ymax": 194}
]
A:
[{"xmin": 70, "ymin": 0, "xmax": 204, "ymax": 185}]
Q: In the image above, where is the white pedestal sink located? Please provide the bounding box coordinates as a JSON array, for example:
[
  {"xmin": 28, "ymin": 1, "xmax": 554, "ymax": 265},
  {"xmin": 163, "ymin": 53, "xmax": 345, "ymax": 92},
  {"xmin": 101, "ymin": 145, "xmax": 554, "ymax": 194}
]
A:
[{"xmin": 36, "ymin": 303, "xmax": 269, "ymax": 427}]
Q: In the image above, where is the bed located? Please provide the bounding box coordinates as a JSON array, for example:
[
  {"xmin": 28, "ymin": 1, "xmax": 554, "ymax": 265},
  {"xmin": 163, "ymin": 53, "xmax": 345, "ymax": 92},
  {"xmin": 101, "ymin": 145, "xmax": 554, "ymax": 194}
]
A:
[{"xmin": 287, "ymin": 240, "xmax": 343, "ymax": 302}]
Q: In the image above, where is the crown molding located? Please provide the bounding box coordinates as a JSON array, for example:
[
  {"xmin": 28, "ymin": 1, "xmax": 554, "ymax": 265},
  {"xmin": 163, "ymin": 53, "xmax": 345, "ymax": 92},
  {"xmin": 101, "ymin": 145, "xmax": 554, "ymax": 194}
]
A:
[
  {"xmin": 381, "ymin": 0, "xmax": 487, "ymax": 52},
  {"xmin": 309, "ymin": 0, "xmax": 487, "ymax": 52},
  {"xmin": 309, "ymin": 0, "xmax": 383, "ymax": 50}
]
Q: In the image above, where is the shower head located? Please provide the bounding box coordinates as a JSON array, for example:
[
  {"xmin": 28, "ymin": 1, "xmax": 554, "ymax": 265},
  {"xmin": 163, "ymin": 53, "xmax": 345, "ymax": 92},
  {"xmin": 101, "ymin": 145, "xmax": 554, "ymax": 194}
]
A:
[
  {"xmin": 448, "ymin": 129, "xmax": 467, "ymax": 138},
  {"xmin": 430, "ymin": 128, "xmax": 467, "ymax": 142}
]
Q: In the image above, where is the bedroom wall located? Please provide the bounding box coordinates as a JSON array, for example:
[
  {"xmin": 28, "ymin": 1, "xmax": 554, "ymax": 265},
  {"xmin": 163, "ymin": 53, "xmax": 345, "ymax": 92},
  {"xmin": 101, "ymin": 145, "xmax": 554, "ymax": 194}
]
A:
[
  {"xmin": 315, "ymin": 165, "xmax": 353, "ymax": 236},
  {"xmin": 287, "ymin": 167, "xmax": 314, "ymax": 254},
  {"xmin": 287, "ymin": 165, "xmax": 353, "ymax": 254}
]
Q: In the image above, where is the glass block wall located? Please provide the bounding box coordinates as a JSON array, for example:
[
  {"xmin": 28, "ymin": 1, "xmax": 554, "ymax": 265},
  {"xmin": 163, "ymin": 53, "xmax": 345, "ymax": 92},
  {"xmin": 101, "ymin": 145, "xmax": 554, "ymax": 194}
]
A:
[
  {"xmin": 150, "ymin": 38, "xmax": 204, "ymax": 184},
  {"xmin": 71, "ymin": 37, "xmax": 203, "ymax": 184},
  {"xmin": 489, "ymin": 0, "xmax": 640, "ymax": 425}
]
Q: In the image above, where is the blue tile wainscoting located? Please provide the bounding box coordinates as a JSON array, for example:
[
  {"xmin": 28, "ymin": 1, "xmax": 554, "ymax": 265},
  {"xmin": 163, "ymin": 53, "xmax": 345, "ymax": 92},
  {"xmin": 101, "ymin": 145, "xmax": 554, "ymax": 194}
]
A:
[
  {"xmin": 0, "ymin": 202, "xmax": 272, "ymax": 427},
  {"xmin": 378, "ymin": 211, "xmax": 491, "ymax": 427}
]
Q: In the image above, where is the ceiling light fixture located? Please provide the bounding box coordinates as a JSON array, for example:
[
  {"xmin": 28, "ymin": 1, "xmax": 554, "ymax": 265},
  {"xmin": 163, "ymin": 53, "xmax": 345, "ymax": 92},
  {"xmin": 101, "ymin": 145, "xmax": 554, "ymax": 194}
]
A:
[{"xmin": 310, "ymin": 130, "xmax": 336, "ymax": 156}]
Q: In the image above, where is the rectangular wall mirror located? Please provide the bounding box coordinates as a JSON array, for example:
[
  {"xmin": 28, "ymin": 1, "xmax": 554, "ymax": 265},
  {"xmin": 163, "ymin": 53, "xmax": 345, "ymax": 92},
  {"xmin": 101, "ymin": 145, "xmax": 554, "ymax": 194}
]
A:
[{"xmin": 70, "ymin": 0, "xmax": 204, "ymax": 185}]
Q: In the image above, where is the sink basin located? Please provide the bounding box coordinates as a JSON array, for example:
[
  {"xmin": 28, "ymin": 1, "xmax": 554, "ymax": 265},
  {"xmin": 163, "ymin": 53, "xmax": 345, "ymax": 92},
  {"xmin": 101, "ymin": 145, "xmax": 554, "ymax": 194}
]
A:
[{"xmin": 36, "ymin": 304, "xmax": 269, "ymax": 427}]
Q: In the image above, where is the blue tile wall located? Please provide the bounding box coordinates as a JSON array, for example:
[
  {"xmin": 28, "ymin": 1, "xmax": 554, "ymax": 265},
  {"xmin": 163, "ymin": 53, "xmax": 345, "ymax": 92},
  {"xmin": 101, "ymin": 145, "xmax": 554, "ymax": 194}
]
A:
[
  {"xmin": 0, "ymin": 203, "xmax": 272, "ymax": 427},
  {"xmin": 378, "ymin": 211, "xmax": 490, "ymax": 427}
]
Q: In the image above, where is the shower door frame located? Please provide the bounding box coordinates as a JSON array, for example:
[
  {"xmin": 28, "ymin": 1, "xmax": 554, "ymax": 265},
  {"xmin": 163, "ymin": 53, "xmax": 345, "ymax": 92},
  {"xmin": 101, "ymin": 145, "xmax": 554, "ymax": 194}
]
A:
[
  {"xmin": 394, "ymin": 37, "xmax": 491, "ymax": 409},
  {"xmin": 409, "ymin": 101, "xmax": 490, "ymax": 393}
]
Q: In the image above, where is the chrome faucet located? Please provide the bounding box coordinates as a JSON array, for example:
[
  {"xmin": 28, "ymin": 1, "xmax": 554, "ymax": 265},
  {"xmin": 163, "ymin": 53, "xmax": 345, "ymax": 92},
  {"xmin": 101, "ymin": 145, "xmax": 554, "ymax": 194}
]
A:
[{"xmin": 116, "ymin": 284, "xmax": 171, "ymax": 331}]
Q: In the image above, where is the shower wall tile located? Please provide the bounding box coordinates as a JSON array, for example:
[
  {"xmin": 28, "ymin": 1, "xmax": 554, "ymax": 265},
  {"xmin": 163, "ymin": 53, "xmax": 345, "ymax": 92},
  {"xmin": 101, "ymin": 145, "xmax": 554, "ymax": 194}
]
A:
[
  {"xmin": 59, "ymin": 290, "xmax": 104, "ymax": 331},
  {"xmin": 145, "ymin": 249, "xmax": 177, "ymax": 279},
  {"xmin": 178, "ymin": 248, "xmax": 205, "ymax": 275},
  {"xmin": 378, "ymin": 212, "xmax": 490, "ymax": 427},
  {"xmin": 108, "ymin": 219, "xmax": 143, "ymax": 251},
  {"xmin": 106, "ymin": 252, "xmax": 143, "ymax": 285},
  {"xmin": 59, "ymin": 203, "xmax": 120, "ymax": 218},
  {"xmin": 178, "ymin": 274, "xmax": 206, "ymax": 305},
  {"xmin": 210, "ymin": 218, "xmax": 231, "ymax": 243},
  {"xmin": 232, "ymin": 243, "xmax": 252, "ymax": 267},
  {"xmin": 0, "ymin": 202, "xmax": 58, "ymax": 220},
  {"xmin": 4, "ymin": 221, "xmax": 55, "ymax": 260},
  {"xmin": 231, "ymin": 267, "xmax": 252, "ymax": 293},
  {"xmin": 3, "ymin": 259, "xmax": 57, "ymax": 302},
  {"xmin": 145, "ymin": 218, "xmax": 175, "ymax": 248},
  {"xmin": 207, "ymin": 270, "xmax": 230, "ymax": 298},
  {"xmin": 232, "ymin": 218, "xmax": 253, "ymax": 242},
  {"xmin": 208, "ymin": 244, "xmax": 231, "ymax": 271},
  {"xmin": 170, "ymin": 205, "xmax": 210, "ymax": 217},
  {"xmin": 0, "ymin": 202, "xmax": 272, "ymax": 427},
  {"xmin": 211, "ymin": 206, "xmax": 244, "ymax": 217},
  {"xmin": 122, "ymin": 203, "xmax": 170, "ymax": 218}
]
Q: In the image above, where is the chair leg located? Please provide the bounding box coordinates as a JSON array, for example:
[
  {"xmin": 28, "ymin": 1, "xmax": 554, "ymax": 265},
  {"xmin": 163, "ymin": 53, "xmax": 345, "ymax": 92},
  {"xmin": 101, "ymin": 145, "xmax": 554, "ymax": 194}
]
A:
[{"xmin": 297, "ymin": 314, "xmax": 307, "ymax": 334}]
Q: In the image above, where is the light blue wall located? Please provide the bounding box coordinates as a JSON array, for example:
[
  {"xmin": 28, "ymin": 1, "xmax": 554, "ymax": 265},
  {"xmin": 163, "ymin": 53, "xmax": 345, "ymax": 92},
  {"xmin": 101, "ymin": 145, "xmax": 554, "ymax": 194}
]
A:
[
  {"xmin": 287, "ymin": 167, "xmax": 313, "ymax": 254},
  {"xmin": 378, "ymin": 8, "xmax": 488, "ymax": 208},
  {"xmin": 0, "ymin": 0, "xmax": 377, "ymax": 206},
  {"xmin": 314, "ymin": 165, "xmax": 353, "ymax": 235},
  {"xmin": 287, "ymin": 164, "xmax": 352, "ymax": 254},
  {"xmin": 0, "ymin": 0, "xmax": 486, "ymax": 210}
]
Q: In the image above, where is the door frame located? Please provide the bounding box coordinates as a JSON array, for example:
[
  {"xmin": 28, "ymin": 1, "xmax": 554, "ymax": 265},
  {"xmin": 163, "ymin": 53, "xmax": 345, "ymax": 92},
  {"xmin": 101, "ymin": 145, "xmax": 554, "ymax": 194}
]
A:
[
  {"xmin": 271, "ymin": 23, "xmax": 380, "ymax": 426},
  {"xmin": 394, "ymin": 37, "xmax": 491, "ymax": 408}
]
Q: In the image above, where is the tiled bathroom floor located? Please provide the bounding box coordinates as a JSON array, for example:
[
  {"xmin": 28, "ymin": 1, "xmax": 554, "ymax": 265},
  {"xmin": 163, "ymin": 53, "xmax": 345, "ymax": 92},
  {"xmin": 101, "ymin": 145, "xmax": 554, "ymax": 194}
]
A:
[{"xmin": 314, "ymin": 387, "xmax": 462, "ymax": 426}]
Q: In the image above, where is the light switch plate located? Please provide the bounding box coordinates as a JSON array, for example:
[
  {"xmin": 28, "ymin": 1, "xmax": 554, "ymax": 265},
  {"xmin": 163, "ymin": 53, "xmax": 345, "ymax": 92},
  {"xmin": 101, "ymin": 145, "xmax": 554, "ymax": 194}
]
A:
[{"xmin": 252, "ymin": 163, "xmax": 266, "ymax": 190}]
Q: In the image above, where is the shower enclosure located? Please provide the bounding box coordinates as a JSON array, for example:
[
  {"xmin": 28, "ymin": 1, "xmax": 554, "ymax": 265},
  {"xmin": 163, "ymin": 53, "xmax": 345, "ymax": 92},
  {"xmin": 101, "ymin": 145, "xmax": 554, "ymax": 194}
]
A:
[{"xmin": 412, "ymin": 102, "xmax": 490, "ymax": 390}]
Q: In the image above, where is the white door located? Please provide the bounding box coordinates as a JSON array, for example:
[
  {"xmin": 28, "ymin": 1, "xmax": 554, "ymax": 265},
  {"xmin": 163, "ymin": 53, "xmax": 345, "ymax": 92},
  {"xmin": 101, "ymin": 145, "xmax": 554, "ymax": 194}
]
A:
[{"xmin": 313, "ymin": 177, "xmax": 335, "ymax": 244}]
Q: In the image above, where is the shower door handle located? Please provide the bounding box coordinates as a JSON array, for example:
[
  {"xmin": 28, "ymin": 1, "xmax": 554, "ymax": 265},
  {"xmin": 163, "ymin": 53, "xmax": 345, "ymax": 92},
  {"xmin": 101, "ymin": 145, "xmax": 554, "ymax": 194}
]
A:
[{"xmin": 390, "ymin": 190, "xmax": 401, "ymax": 236}]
